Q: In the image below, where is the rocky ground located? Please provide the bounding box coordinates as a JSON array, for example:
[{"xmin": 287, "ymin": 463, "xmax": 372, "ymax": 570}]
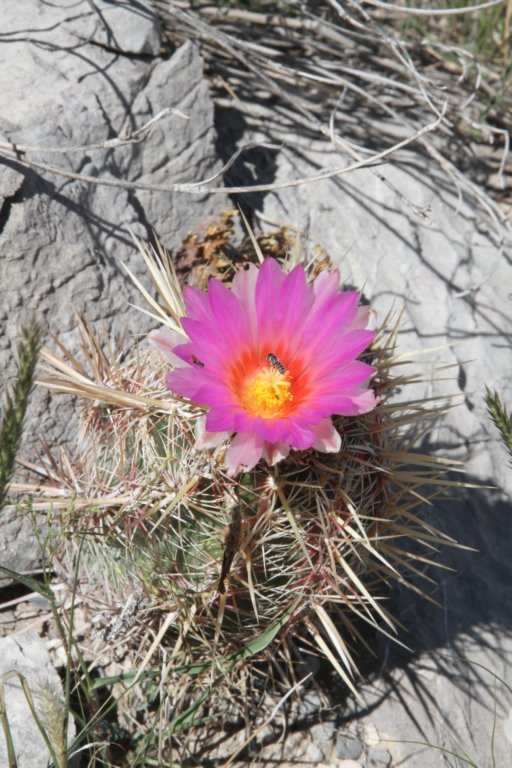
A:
[{"xmin": 1, "ymin": 1, "xmax": 511, "ymax": 766}]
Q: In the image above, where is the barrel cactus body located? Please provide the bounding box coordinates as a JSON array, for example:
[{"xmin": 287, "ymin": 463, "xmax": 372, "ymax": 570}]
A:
[{"xmin": 37, "ymin": 221, "xmax": 460, "ymax": 757}]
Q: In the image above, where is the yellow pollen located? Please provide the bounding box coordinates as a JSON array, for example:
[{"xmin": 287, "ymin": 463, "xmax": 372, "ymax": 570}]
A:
[{"xmin": 241, "ymin": 365, "xmax": 293, "ymax": 419}]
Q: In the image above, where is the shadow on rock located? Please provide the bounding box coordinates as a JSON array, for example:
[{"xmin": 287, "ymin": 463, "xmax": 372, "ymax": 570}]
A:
[
  {"xmin": 333, "ymin": 483, "xmax": 512, "ymax": 736},
  {"xmin": 215, "ymin": 103, "xmax": 280, "ymax": 221}
]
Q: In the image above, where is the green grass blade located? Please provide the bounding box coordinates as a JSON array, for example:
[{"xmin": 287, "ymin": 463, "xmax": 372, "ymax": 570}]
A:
[{"xmin": 0, "ymin": 565, "xmax": 53, "ymax": 598}]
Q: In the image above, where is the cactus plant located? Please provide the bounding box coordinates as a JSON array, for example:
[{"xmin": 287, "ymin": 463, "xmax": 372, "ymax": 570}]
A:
[{"xmin": 27, "ymin": 219, "xmax": 463, "ymax": 761}]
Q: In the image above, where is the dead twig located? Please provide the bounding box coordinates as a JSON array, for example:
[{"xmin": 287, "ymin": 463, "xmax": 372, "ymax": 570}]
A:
[
  {"xmin": 0, "ymin": 109, "xmax": 445, "ymax": 197},
  {"xmin": 0, "ymin": 107, "xmax": 189, "ymax": 156}
]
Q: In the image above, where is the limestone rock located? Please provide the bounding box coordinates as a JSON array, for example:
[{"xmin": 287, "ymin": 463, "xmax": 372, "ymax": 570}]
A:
[
  {"xmin": 0, "ymin": 506, "xmax": 44, "ymax": 588},
  {"xmin": 0, "ymin": 0, "xmax": 226, "ymax": 580},
  {"xmin": 366, "ymin": 748, "xmax": 392, "ymax": 767},
  {"xmin": 0, "ymin": 155, "xmax": 24, "ymax": 209},
  {"xmin": 337, "ymin": 730, "xmax": 364, "ymax": 760},
  {"xmin": 307, "ymin": 720, "xmax": 336, "ymax": 761},
  {"xmin": 0, "ymin": 0, "xmax": 224, "ymax": 455},
  {"xmin": 66, "ymin": 0, "xmax": 161, "ymax": 56},
  {"xmin": 0, "ymin": 632, "xmax": 74, "ymax": 768}
]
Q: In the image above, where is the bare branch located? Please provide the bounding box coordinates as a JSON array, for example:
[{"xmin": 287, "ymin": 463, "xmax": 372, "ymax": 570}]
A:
[
  {"xmin": 0, "ymin": 109, "xmax": 445, "ymax": 198},
  {"xmin": 0, "ymin": 107, "xmax": 189, "ymax": 156}
]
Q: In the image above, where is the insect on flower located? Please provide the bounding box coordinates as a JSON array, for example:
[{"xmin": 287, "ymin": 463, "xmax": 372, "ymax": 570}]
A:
[
  {"xmin": 266, "ymin": 352, "xmax": 286, "ymax": 375},
  {"xmin": 150, "ymin": 257, "xmax": 377, "ymax": 475}
]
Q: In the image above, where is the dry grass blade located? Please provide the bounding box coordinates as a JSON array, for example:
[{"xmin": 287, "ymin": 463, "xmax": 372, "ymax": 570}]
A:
[
  {"xmin": 126, "ymin": 231, "xmax": 185, "ymax": 332},
  {"xmin": 37, "ymin": 325, "xmax": 176, "ymax": 414},
  {"xmin": 306, "ymin": 617, "xmax": 359, "ymax": 697},
  {"xmin": 239, "ymin": 207, "xmax": 265, "ymax": 264},
  {"xmin": 313, "ymin": 603, "xmax": 358, "ymax": 676}
]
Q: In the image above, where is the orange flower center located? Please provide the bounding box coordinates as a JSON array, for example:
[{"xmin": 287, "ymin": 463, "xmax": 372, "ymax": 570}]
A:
[{"xmin": 240, "ymin": 364, "xmax": 293, "ymax": 419}]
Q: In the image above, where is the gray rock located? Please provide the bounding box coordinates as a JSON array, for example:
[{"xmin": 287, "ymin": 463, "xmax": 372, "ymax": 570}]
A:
[
  {"xmin": 0, "ymin": 0, "xmax": 224, "ymax": 454},
  {"xmin": 255, "ymin": 729, "xmax": 309, "ymax": 763},
  {"xmin": 306, "ymin": 743, "xmax": 327, "ymax": 763},
  {"xmin": 297, "ymin": 688, "xmax": 322, "ymax": 718},
  {"xmin": 305, "ymin": 721, "xmax": 336, "ymax": 762},
  {"xmin": 0, "ymin": 506, "xmax": 44, "ymax": 587},
  {"xmin": 123, "ymin": 40, "xmax": 226, "ymax": 246},
  {"xmin": 311, "ymin": 720, "xmax": 336, "ymax": 741},
  {"xmin": 0, "ymin": 0, "xmax": 226, "ymax": 580},
  {"xmin": 67, "ymin": 0, "xmax": 161, "ymax": 56},
  {"xmin": 366, "ymin": 748, "xmax": 392, "ymax": 767},
  {"xmin": 0, "ymin": 156, "xmax": 24, "ymax": 206},
  {"xmin": 0, "ymin": 632, "xmax": 74, "ymax": 768},
  {"xmin": 337, "ymin": 730, "xmax": 364, "ymax": 760}
]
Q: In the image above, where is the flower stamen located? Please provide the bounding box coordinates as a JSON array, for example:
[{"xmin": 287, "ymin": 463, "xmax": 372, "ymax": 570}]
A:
[{"xmin": 241, "ymin": 365, "xmax": 293, "ymax": 419}]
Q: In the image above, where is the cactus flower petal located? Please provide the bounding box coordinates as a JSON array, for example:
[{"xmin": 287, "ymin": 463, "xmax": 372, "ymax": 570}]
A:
[
  {"xmin": 148, "ymin": 327, "xmax": 189, "ymax": 367},
  {"xmin": 155, "ymin": 258, "xmax": 377, "ymax": 473},
  {"xmin": 310, "ymin": 418, "xmax": 342, "ymax": 453},
  {"xmin": 225, "ymin": 432, "xmax": 265, "ymax": 475},
  {"xmin": 194, "ymin": 414, "xmax": 230, "ymax": 450}
]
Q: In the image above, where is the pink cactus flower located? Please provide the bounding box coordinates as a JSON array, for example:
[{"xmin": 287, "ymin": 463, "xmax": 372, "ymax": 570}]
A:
[{"xmin": 150, "ymin": 258, "xmax": 377, "ymax": 475}]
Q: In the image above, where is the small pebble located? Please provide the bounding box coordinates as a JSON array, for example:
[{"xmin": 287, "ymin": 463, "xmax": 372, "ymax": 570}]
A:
[
  {"xmin": 337, "ymin": 730, "xmax": 364, "ymax": 759},
  {"xmin": 306, "ymin": 744, "xmax": 325, "ymax": 763},
  {"xmin": 361, "ymin": 723, "xmax": 380, "ymax": 747},
  {"xmin": 311, "ymin": 721, "xmax": 336, "ymax": 743},
  {"xmin": 298, "ymin": 689, "xmax": 322, "ymax": 717},
  {"xmin": 366, "ymin": 747, "xmax": 392, "ymax": 767}
]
